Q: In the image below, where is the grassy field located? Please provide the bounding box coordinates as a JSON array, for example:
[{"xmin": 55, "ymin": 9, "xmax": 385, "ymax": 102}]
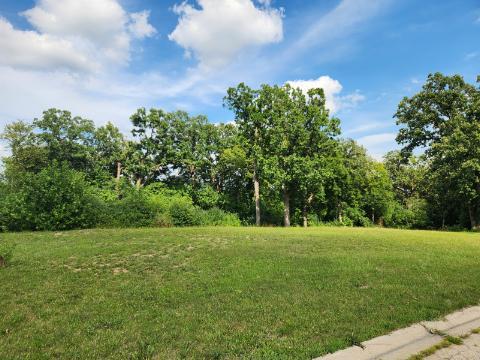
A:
[{"xmin": 1, "ymin": 227, "xmax": 480, "ymax": 359}]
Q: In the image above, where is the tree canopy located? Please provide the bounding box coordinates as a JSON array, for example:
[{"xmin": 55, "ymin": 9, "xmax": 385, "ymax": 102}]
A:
[{"xmin": 1, "ymin": 72, "xmax": 479, "ymax": 231}]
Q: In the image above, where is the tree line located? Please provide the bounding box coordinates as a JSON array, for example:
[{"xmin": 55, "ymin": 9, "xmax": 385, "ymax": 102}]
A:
[{"xmin": 0, "ymin": 72, "xmax": 479, "ymax": 231}]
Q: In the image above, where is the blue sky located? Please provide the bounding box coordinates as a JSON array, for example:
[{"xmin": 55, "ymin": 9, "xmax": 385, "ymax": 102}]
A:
[{"xmin": 0, "ymin": 0, "xmax": 479, "ymax": 159}]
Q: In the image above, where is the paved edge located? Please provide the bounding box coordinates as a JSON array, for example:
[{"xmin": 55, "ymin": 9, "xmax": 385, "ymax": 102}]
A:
[{"xmin": 314, "ymin": 305, "xmax": 480, "ymax": 360}]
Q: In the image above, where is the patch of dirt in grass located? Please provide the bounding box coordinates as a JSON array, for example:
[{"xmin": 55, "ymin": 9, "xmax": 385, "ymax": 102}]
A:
[{"xmin": 113, "ymin": 268, "xmax": 129, "ymax": 275}]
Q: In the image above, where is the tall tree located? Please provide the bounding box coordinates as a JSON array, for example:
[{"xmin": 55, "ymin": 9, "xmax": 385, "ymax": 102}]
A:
[
  {"xmin": 93, "ymin": 122, "xmax": 127, "ymax": 186},
  {"xmin": 33, "ymin": 109, "xmax": 96, "ymax": 175},
  {"xmin": 170, "ymin": 111, "xmax": 217, "ymax": 189},
  {"xmin": 395, "ymin": 73, "xmax": 480, "ymax": 230},
  {"xmin": 224, "ymin": 84, "xmax": 263, "ymax": 226},
  {"xmin": 129, "ymin": 108, "xmax": 175, "ymax": 188},
  {"xmin": 259, "ymin": 84, "xmax": 340, "ymax": 227}
]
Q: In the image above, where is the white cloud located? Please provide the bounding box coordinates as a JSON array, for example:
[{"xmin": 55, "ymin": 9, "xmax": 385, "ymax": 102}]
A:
[
  {"xmin": 356, "ymin": 132, "xmax": 397, "ymax": 160},
  {"xmin": 0, "ymin": 66, "xmax": 138, "ymax": 134},
  {"xmin": 287, "ymin": 76, "xmax": 365, "ymax": 113},
  {"xmin": 465, "ymin": 52, "xmax": 479, "ymax": 61},
  {"xmin": 0, "ymin": 0, "xmax": 155, "ymax": 72},
  {"xmin": 169, "ymin": 0, "xmax": 283, "ymax": 69},
  {"xmin": 0, "ymin": 18, "xmax": 95, "ymax": 72},
  {"xmin": 128, "ymin": 11, "xmax": 157, "ymax": 39},
  {"xmin": 292, "ymin": 0, "xmax": 390, "ymax": 52},
  {"xmin": 357, "ymin": 132, "xmax": 396, "ymax": 147},
  {"xmin": 343, "ymin": 121, "xmax": 389, "ymax": 136}
]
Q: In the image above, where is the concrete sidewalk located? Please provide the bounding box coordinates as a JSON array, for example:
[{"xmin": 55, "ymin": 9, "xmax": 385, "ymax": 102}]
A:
[{"xmin": 315, "ymin": 306, "xmax": 480, "ymax": 360}]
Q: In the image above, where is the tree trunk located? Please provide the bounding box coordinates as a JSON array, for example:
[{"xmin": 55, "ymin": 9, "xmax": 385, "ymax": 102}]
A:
[
  {"xmin": 468, "ymin": 203, "xmax": 480, "ymax": 231},
  {"xmin": 283, "ymin": 186, "xmax": 291, "ymax": 227},
  {"xmin": 190, "ymin": 165, "xmax": 196, "ymax": 189},
  {"xmin": 302, "ymin": 194, "xmax": 314, "ymax": 228},
  {"xmin": 372, "ymin": 208, "xmax": 375, "ymax": 224},
  {"xmin": 115, "ymin": 161, "xmax": 122, "ymax": 194},
  {"xmin": 0, "ymin": 256, "xmax": 5, "ymax": 267},
  {"xmin": 302, "ymin": 206, "xmax": 308, "ymax": 228},
  {"xmin": 135, "ymin": 177, "xmax": 142, "ymax": 190},
  {"xmin": 253, "ymin": 163, "xmax": 261, "ymax": 226},
  {"xmin": 116, "ymin": 161, "xmax": 122, "ymax": 182}
]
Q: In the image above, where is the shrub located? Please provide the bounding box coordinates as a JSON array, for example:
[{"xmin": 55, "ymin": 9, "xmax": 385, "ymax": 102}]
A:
[
  {"xmin": 169, "ymin": 202, "xmax": 200, "ymax": 227},
  {"xmin": 197, "ymin": 207, "xmax": 241, "ymax": 226},
  {"xmin": 345, "ymin": 207, "xmax": 371, "ymax": 227},
  {"xmin": 144, "ymin": 183, "xmax": 193, "ymax": 214},
  {"xmin": 105, "ymin": 192, "xmax": 156, "ymax": 228},
  {"xmin": 0, "ymin": 190, "xmax": 33, "ymax": 232},
  {"xmin": 0, "ymin": 240, "xmax": 15, "ymax": 267},
  {"xmin": 193, "ymin": 185, "xmax": 222, "ymax": 209},
  {"xmin": 153, "ymin": 212, "xmax": 173, "ymax": 228},
  {"xmin": 384, "ymin": 198, "xmax": 429, "ymax": 229},
  {"xmin": 306, "ymin": 214, "xmax": 322, "ymax": 226},
  {"xmin": 23, "ymin": 163, "xmax": 101, "ymax": 231}
]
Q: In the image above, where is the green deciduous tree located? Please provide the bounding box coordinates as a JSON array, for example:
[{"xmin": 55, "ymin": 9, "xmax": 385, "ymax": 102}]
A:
[
  {"xmin": 128, "ymin": 108, "xmax": 175, "ymax": 188},
  {"xmin": 224, "ymin": 83, "xmax": 264, "ymax": 226},
  {"xmin": 395, "ymin": 73, "xmax": 480, "ymax": 230}
]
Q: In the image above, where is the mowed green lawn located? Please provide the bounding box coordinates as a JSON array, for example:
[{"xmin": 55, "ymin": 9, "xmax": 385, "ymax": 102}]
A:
[{"xmin": 1, "ymin": 227, "xmax": 480, "ymax": 359}]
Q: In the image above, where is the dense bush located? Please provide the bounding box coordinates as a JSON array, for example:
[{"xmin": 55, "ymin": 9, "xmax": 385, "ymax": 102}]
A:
[
  {"xmin": 168, "ymin": 201, "xmax": 201, "ymax": 227},
  {"xmin": 0, "ymin": 190, "xmax": 32, "ymax": 232},
  {"xmin": 196, "ymin": 207, "xmax": 241, "ymax": 226},
  {"xmin": 26, "ymin": 163, "xmax": 102, "ymax": 230},
  {"xmin": 0, "ymin": 163, "xmax": 101, "ymax": 231},
  {"xmin": 144, "ymin": 183, "xmax": 193, "ymax": 214},
  {"xmin": 344, "ymin": 207, "xmax": 371, "ymax": 227},
  {"xmin": 384, "ymin": 198, "xmax": 429, "ymax": 229},
  {"xmin": 153, "ymin": 212, "xmax": 173, "ymax": 227},
  {"xmin": 0, "ymin": 239, "xmax": 15, "ymax": 267},
  {"xmin": 103, "ymin": 192, "xmax": 156, "ymax": 228},
  {"xmin": 193, "ymin": 185, "xmax": 222, "ymax": 209}
]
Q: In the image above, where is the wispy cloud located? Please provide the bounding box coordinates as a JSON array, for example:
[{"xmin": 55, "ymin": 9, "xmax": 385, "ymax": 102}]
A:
[
  {"xmin": 465, "ymin": 51, "xmax": 479, "ymax": 61},
  {"xmin": 343, "ymin": 121, "xmax": 390, "ymax": 136},
  {"xmin": 289, "ymin": 0, "xmax": 391, "ymax": 54},
  {"xmin": 356, "ymin": 132, "xmax": 397, "ymax": 160}
]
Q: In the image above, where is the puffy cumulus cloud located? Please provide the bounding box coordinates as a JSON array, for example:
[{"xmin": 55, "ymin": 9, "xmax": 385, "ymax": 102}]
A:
[
  {"xmin": 169, "ymin": 0, "xmax": 283, "ymax": 69},
  {"xmin": 0, "ymin": 0, "xmax": 156, "ymax": 72},
  {"xmin": 0, "ymin": 18, "xmax": 95, "ymax": 72},
  {"xmin": 287, "ymin": 75, "xmax": 365, "ymax": 113},
  {"xmin": 128, "ymin": 11, "xmax": 157, "ymax": 39}
]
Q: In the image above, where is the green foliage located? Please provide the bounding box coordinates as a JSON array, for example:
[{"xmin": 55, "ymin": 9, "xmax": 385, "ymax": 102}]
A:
[
  {"xmin": 153, "ymin": 212, "xmax": 173, "ymax": 228},
  {"xmin": 105, "ymin": 192, "xmax": 156, "ymax": 228},
  {"xmin": 0, "ymin": 186, "xmax": 32, "ymax": 232},
  {"xmin": 10, "ymin": 163, "xmax": 100, "ymax": 231},
  {"xmin": 2, "ymin": 73, "xmax": 478, "ymax": 231},
  {"xmin": 193, "ymin": 185, "xmax": 222, "ymax": 209},
  {"xmin": 168, "ymin": 202, "xmax": 201, "ymax": 227},
  {"xmin": 196, "ymin": 207, "xmax": 241, "ymax": 226},
  {"xmin": 395, "ymin": 73, "xmax": 480, "ymax": 230},
  {"xmin": 344, "ymin": 207, "xmax": 371, "ymax": 227},
  {"xmin": 0, "ymin": 239, "xmax": 15, "ymax": 267}
]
